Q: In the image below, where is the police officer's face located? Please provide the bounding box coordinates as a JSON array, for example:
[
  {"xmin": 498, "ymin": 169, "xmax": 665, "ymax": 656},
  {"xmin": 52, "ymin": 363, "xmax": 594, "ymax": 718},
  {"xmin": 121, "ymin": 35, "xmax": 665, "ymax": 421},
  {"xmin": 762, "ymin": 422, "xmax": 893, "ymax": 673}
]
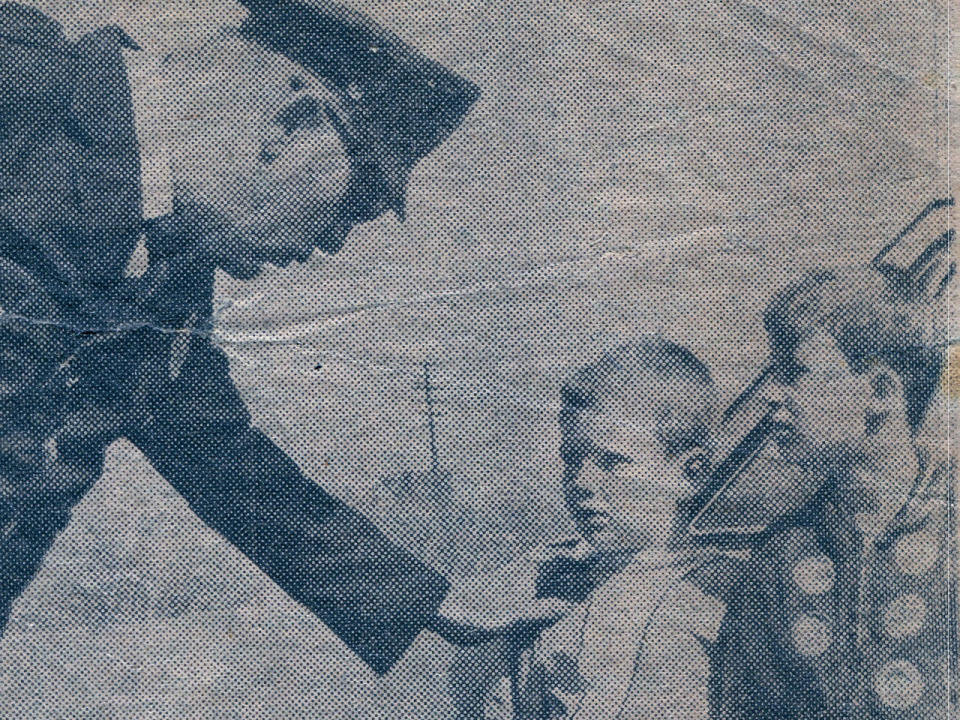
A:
[
  {"xmin": 163, "ymin": 31, "xmax": 350, "ymax": 277},
  {"xmin": 564, "ymin": 407, "xmax": 708, "ymax": 553}
]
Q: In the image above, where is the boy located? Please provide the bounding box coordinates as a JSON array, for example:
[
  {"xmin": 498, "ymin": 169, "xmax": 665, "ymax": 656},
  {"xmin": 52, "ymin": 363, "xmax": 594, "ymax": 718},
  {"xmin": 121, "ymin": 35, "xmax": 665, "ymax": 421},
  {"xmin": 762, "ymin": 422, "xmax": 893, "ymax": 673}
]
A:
[
  {"xmin": 448, "ymin": 337, "xmax": 743, "ymax": 719},
  {"xmin": 713, "ymin": 261, "xmax": 953, "ymax": 719}
]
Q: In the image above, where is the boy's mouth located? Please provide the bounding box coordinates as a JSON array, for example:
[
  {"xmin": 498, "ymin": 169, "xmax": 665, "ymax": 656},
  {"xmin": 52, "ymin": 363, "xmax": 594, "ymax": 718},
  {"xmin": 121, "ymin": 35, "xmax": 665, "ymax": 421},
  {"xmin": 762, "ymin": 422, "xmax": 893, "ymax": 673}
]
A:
[{"xmin": 575, "ymin": 507, "xmax": 611, "ymax": 531}]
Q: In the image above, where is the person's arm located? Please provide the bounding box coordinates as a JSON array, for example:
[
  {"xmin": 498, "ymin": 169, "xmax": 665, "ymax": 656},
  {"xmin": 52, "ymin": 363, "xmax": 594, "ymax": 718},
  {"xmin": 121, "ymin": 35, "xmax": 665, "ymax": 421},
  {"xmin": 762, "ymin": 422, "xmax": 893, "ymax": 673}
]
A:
[{"xmin": 124, "ymin": 336, "xmax": 450, "ymax": 676}]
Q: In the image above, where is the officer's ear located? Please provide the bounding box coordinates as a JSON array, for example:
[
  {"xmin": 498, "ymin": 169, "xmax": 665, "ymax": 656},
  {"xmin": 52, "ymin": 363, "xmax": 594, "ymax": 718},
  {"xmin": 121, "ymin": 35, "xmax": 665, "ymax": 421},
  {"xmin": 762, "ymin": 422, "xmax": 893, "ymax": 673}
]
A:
[{"xmin": 864, "ymin": 360, "xmax": 904, "ymax": 435}]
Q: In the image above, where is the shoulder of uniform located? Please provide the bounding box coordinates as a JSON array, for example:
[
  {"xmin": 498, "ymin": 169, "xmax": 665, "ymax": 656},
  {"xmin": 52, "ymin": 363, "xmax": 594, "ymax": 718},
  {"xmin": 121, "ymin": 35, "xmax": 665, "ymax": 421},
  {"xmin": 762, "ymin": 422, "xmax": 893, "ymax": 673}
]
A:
[
  {"xmin": 0, "ymin": 4, "xmax": 75, "ymax": 109},
  {"xmin": 0, "ymin": 3, "xmax": 66, "ymax": 47}
]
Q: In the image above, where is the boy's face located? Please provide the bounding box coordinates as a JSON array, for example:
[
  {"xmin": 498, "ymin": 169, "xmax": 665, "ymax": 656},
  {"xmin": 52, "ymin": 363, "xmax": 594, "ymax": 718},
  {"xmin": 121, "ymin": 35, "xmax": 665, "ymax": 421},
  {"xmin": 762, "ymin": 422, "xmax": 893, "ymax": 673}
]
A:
[
  {"xmin": 757, "ymin": 329, "xmax": 917, "ymax": 536},
  {"xmin": 762, "ymin": 330, "xmax": 877, "ymax": 466},
  {"xmin": 563, "ymin": 404, "xmax": 709, "ymax": 553}
]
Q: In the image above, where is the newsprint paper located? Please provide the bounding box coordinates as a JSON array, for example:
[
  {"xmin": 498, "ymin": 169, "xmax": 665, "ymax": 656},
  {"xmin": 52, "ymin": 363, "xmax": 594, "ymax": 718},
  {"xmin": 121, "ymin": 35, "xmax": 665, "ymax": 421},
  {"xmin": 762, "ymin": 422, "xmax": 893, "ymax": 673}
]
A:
[{"xmin": 0, "ymin": 1, "xmax": 955, "ymax": 718}]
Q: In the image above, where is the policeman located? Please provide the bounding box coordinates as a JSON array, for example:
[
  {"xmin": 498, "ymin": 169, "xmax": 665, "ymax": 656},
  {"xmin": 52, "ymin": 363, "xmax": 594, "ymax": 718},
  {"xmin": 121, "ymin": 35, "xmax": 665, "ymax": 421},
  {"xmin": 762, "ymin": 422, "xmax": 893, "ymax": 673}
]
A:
[
  {"xmin": 707, "ymin": 201, "xmax": 955, "ymax": 718},
  {"xmin": 0, "ymin": 0, "xmax": 563, "ymax": 677}
]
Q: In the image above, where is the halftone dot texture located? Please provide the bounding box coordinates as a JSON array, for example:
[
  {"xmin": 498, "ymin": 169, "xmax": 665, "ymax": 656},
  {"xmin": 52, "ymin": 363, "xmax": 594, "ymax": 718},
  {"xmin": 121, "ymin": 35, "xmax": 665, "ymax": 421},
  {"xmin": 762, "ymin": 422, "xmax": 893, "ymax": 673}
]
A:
[{"xmin": 0, "ymin": 1, "xmax": 953, "ymax": 719}]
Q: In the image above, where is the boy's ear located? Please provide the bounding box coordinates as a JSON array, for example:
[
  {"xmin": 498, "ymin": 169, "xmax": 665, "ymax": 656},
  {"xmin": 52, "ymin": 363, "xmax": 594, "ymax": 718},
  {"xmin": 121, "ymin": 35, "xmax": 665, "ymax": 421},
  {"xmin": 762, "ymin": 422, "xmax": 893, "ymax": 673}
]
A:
[{"xmin": 865, "ymin": 363, "xmax": 905, "ymax": 434}]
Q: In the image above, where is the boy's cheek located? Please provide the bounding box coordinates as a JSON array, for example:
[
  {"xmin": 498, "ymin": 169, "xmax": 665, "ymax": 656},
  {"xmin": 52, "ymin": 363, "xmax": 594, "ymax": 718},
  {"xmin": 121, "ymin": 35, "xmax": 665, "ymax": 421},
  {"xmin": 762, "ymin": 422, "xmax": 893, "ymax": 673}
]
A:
[
  {"xmin": 794, "ymin": 371, "xmax": 870, "ymax": 436},
  {"xmin": 611, "ymin": 497, "xmax": 677, "ymax": 546}
]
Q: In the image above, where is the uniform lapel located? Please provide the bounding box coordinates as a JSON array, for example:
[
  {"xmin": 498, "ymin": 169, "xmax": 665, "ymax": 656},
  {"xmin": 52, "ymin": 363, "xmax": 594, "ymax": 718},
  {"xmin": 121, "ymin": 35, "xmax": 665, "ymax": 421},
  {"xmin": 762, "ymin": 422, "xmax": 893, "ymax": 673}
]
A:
[{"xmin": 66, "ymin": 26, "xmax": 143, "ymax": 281}]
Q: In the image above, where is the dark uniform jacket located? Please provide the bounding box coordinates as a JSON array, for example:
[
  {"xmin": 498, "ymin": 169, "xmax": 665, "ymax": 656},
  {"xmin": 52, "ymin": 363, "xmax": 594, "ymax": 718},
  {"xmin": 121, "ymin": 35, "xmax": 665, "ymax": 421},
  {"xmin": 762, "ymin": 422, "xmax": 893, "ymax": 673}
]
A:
[
  {"xmin": 0, "ymin": 2, "xmax": 454, "ymax": 674},
  {"xmin": 714, "ymin": 449, "xmax": 954, "ymax": 719}
]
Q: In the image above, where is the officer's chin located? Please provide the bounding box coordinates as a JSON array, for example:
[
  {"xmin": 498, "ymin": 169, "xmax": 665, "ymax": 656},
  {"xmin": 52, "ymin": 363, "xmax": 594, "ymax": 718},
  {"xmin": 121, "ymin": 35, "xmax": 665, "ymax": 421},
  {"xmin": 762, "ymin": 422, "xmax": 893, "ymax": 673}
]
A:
[
  {"xmin": 220, "ymin": 256, "xmax": 266, "ymax": 281},
  {"xmin": 313, "ymin": 217, "xmax": 352, "ymax": 255}
]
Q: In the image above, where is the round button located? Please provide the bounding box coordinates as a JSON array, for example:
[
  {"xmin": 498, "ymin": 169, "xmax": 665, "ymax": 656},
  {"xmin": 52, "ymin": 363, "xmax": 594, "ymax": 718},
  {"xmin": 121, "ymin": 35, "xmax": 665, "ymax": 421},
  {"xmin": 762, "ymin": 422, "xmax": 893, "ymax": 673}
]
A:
[
  {"xmin": 883, "ymin": 593, "xmax": 927, "ymax": 639},
  {"xmin": 791, "ymin": 555, "xmax": 835, "ymax": 595},
  {"xmin": 874, "ymin": 659, "xmax": 924, "ymax": 709},
  {"xmin": 791, "ymin": 614, "xmax": 832, "ymax": 657},
  {"xmin": 894, "ymin": 531, "xmax": 939, "ymax": 576}
]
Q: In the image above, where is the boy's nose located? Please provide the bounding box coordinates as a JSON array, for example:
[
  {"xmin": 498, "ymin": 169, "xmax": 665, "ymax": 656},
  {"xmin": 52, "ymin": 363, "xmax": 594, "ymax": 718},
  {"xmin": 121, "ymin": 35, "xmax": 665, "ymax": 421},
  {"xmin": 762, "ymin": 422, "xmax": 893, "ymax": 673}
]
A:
[
  {"xmin": 259, "ymin": 137, "xmax": 284, "ymax": 165},
  {"xmin": 567, "ymin": 483, "xmax": 594, "ymax": 504},
  {"xmin": 571, "ymin": 461, "xmax": 608, "ymax": 497}
]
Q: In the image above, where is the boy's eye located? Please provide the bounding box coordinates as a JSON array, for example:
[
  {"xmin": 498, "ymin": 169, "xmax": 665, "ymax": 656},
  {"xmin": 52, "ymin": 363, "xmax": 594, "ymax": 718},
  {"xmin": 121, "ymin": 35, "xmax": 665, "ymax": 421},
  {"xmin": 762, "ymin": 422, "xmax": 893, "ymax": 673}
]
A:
[{"xmin": 593, "ymin": 450, "xmax": 631, "ymax": 473}]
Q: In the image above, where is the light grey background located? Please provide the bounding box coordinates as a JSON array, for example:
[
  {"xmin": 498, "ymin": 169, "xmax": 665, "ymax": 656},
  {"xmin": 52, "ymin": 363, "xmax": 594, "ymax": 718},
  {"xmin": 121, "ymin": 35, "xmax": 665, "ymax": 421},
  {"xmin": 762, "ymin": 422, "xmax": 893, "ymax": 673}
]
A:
[{"xmin": 2, "ymin": 1, "xmax": 953, "ymax": 717}]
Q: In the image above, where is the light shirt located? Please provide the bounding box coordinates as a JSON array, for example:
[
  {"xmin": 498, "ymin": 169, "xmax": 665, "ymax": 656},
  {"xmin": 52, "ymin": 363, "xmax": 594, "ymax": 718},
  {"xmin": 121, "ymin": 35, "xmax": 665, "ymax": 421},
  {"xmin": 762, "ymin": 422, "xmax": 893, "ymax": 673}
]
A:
[
  {"xmin": 520, "ymin": 555, "xmax": 687, "ymax": 720},
  {"xmin": 118, "ymin": 47, "xmax": 174, "ymax": 279},
  {"xmin": 121, "ymin": 47, "xmax": 175, "ymax": 221},
  {"xmin": 477, "ymin": 541, "xmax": 729, "ymax": 720}
]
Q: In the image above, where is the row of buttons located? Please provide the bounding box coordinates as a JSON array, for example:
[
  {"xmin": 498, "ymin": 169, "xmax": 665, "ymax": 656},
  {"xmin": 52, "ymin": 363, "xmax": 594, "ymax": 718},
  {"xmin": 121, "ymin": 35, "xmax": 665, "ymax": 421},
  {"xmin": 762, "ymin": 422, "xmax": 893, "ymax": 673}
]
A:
[
  {"xmin": 790, "ymin": 590, "xmax": 927, "ymax": 656},
  {"xmin": 791, "ymin": 528, "xmax": 939, "ymax": 598},
  {"xmin": 791, "ymin": 617, "xmax": 926, "ymax": 708},
  {"xmin": 786, "ymin": 528, "xmax": 940, "ymax": 711}
]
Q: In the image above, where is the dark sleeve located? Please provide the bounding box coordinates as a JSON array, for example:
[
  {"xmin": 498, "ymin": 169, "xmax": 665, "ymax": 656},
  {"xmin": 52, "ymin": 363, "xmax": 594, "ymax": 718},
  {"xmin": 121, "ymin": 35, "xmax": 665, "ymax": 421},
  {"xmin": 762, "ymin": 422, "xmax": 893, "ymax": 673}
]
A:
[
  {"xmin": 712, "ymin": 539, "xmax": 793, "ymax": 719},
  {"xmin": 711, "ymin": 531, "xmax": 828, "ymax": 719},
  {"xmin": 128, "ymin": 341, "xmax": 449, "ymax": 675},
  {"xmin": 0, "ymin": 5, "xmax": 73, "ymax": 112},
  {"xmin": 0, "ymin": 4, "xmax": 144, "ymax": 284}
]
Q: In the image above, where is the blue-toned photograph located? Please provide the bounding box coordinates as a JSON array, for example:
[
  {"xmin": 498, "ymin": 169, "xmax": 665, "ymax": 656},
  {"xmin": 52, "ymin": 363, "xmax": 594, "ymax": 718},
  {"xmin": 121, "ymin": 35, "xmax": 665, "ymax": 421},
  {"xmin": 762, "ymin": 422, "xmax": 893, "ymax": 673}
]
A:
[{"xmin": 0, "ymin": 1, "xmax": 953, "ymax": 718}]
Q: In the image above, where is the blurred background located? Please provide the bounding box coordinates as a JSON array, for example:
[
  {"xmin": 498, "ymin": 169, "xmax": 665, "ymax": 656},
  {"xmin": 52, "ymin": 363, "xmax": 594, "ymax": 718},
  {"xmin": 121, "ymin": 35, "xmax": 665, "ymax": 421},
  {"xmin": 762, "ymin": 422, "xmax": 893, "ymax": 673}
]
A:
[{"xmin": 2, "ymin": 0, "xmax": 954, "ymax": 717}]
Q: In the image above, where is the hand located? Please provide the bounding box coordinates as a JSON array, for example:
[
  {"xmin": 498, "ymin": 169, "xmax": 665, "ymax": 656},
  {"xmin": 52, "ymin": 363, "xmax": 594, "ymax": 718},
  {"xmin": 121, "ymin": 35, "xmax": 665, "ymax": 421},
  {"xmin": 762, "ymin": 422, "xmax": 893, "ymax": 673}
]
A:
[{"xmin": 430, "ymin": 544, "xmax": 587, "ymax": 646}]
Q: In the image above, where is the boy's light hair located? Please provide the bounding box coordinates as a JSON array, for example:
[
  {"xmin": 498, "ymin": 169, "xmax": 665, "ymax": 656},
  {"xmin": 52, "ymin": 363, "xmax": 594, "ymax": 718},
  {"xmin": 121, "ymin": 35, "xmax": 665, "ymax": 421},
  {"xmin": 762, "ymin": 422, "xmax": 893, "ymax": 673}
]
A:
[
  {"xmin": 763, "ymin": 265, "xmax": 944, "ymax": 432},
  {"xmin": 559, "ymin": 337, "xmax": 716, "ymax": 472}
]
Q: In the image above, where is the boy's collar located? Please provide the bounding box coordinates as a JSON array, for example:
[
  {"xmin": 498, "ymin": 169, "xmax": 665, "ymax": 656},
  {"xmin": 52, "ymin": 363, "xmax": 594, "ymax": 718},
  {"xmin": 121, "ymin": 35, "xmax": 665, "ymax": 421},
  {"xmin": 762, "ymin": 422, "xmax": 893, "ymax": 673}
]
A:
[
  {"xmin": 622, "ymin": 545, "xmax": 745, "ymax": 573},
  {"xmin": 551, "ymin": 536, "xmax": 727, "ymax": 573}
]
